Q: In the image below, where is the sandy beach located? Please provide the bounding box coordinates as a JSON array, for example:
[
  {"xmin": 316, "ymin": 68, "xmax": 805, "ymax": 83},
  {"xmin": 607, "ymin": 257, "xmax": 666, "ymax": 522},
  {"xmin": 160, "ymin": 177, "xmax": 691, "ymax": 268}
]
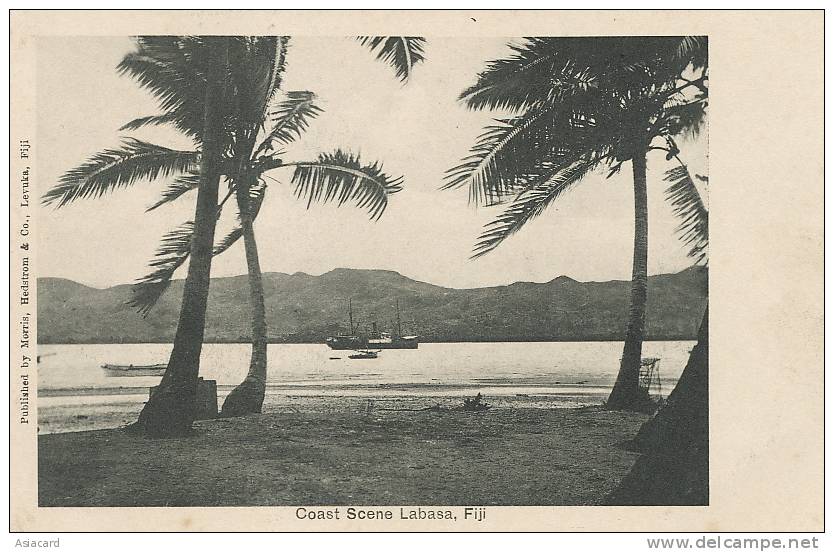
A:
[
  {"xmin": 38, "ymin": 405, "xmax": 647, "ymax": 507},
  {"xmin": 37, "ymin": 386, "xmax": 619, "ymax": 434}
]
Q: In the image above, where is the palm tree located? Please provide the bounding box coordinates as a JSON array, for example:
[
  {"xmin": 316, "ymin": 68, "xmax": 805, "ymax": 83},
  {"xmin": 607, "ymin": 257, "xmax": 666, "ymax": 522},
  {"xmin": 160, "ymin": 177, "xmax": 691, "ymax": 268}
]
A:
[
  {"xmin": 131, "ymin": 36, "xmax": 423, "ymax": 416},
  {"xmin": 444, "ymin": 36, "xmax": 707, "ymax": 411},
  {"xmin": 134, "ymin": 112, "xmax": 403, "ymax": 418},
  {"xmin": 43, "ymin": 36, "xmax": 407, "ymax": 432},
  {"xmin": 43, "ymin": 36, "xmax": 232, "ymax": 436},
  {"xmin": 607, "ymin": 167, "xmax": 709, "ymax": 505},
  {"xmin": 129, "ymin": 36, "xmax": 300, "ymax": 417}
]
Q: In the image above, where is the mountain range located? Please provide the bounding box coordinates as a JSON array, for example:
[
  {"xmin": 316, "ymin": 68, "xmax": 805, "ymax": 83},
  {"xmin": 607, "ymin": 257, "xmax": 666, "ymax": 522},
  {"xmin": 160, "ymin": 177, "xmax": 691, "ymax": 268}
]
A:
[{"xmin": 37, "ymin": 266, "xmax": 707, "ymax": 344}]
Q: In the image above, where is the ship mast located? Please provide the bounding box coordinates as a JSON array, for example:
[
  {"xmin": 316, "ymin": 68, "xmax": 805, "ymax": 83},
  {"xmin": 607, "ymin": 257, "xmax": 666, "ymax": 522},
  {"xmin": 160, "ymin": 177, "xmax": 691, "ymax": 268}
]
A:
[
  {"xmin": 396, "ymin": 299, "xmax": 402, "ymax": 337},
  {"xmin": 348, "ymin": 298, "xmax": 354, "ymax": 335}
]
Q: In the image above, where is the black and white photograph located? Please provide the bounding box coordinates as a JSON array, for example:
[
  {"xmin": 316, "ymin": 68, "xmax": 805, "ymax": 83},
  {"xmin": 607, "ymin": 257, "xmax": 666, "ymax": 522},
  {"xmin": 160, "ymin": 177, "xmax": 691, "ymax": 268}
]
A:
[{"xmin": 9, "ymin": 9, "xmax": 822, "ymax": 536}]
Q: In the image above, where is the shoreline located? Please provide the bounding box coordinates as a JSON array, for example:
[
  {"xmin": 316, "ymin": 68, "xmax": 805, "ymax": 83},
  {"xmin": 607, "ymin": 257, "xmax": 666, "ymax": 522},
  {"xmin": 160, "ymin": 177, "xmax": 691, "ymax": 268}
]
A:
[
  {"xmin": 38, "ymin": 391, "xmax": 614, "ymax": 435},
  {"xmin": 38, "ymin": 380, "xmax": 614, "ymax": 397},
  {"xmin": 36, "ymin": 341, "xmax": 685, "ymax": 435},
  {"xmin": 38, "ymin": 337, "xmax": 698, "ymax": 345}
]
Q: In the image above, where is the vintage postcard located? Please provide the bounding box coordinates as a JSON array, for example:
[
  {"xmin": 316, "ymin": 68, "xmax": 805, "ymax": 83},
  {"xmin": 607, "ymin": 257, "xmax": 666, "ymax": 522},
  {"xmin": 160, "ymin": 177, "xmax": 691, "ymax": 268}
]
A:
[{"xmin": 10, "ymin": 10, "xmax": 823, "ymax": 533}]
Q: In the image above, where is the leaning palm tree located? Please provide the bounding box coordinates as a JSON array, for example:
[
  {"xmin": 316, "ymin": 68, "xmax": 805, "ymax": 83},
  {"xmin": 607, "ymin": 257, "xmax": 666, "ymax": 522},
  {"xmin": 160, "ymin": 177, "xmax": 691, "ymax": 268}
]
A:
[
  {"xmin": 134, "ymin": 104, "xmax": 403, "ymax": 416},
  {"xmin": 444, "ymin": 36, "xmax": 707, "ymax": 411},
  {"xmin": 43, "ymin": 36, "xmax": 234, "ymax": 436},
  {"xmin": 43, "ymin": 36, "xmax": 406, "ymax": 432},
  {"xmin": 129, "ymin": 35, "xmax": 423, "ymax": 416}
]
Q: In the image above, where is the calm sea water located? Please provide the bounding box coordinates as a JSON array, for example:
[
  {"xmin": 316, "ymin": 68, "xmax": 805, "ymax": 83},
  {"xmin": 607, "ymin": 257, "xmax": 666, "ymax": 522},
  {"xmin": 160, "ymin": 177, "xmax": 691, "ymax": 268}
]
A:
[{"xmin": 37, "ymin": 341, "xmax": 693, "ymax": 433}]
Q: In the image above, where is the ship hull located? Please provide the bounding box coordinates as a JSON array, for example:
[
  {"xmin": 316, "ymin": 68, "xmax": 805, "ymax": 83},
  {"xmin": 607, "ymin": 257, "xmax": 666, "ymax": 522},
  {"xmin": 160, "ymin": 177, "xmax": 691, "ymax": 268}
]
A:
[
  {"xmin": 326, "ymin": 337, "xmax": 419, "ymax": 350},
  {"xmin": 368, "ymin": 339, "xmax": 419, "ymax": 350}
]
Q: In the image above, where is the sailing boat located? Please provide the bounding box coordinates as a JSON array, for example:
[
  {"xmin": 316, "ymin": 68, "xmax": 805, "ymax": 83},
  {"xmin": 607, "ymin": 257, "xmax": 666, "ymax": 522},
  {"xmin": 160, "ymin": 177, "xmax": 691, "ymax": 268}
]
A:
[
  {"xmin": 325, "ymin": 298, "xmax": 364, "ymax": 350},
  {"xmin": 326, "ymin": 299, "xmax": 419, "ymax": 350}
]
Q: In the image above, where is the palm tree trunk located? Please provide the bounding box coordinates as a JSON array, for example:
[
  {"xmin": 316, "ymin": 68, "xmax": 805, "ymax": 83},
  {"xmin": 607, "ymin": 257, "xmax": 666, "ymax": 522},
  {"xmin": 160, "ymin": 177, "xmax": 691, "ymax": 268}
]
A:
[
  {"xmin": 607, "ymin": 150, "xmax": 649, "ymax": 411},
  {"xmin": 606, "ymin": 305, "xmax": 709, "ymax": 505},
  {"xmin": 631, "ymin": 305, "xmax": 708, "ymax": 453},
  {"xmin": 132, "ymin": 37, "xmax": 229, "ymax": 437},
  {"xmin": 220, "ymin": 183, "xmax": 268, "ymax": 417}
]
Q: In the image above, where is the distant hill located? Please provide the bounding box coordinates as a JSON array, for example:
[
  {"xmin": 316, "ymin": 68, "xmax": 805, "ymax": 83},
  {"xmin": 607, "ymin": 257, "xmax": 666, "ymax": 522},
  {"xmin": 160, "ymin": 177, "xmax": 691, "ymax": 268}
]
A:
[{"xmin": 37, "ymin": 266, "xmax": 707, "ymax": 344}]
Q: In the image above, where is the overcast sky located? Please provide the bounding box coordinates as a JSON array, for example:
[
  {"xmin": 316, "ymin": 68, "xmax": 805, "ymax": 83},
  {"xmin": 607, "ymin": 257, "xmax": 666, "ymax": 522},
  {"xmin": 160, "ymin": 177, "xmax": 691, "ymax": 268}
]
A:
[{"xmin": 37, "ymin": 36, "xmax": 707, "ymax": 290}]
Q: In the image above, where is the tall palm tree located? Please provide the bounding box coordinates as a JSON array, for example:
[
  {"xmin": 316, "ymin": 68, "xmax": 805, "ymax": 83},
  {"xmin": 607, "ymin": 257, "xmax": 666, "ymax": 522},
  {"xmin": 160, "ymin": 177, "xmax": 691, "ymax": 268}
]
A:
[
  {"xmin": 135, "ymin": 36, "xmax": 231, "ymax": 436},
  {"xmin": 129, "ymin": 36, "xmax": 302, "ymax": 417},
  {"xmin": 444, "ymin": 36, "xmax": 707, "ymax": 411},
  {"xmin": 130, "ymin": 35, "xmax": 424, "ymax": 416},
  {"xmin": 43, "ymin": 36, "xmax": 232, "ymax": 436},
  {"xmin": 43, "ymin": 36, "xmax": 407, "ymax": 432},
  {"xmin": 134, "ymin": 104, "xmax": 403, "ymax": 417},
  {"xmin": 607, "ymin": 166, "xmax": 709, "ymax": 505}
]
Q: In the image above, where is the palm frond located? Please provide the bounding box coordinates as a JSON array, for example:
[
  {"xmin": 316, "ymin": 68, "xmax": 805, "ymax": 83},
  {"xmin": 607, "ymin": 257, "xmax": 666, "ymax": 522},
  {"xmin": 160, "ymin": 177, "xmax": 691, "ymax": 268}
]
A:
[
  {"xmin": 674, "ymin": 36, "xmax": 708, "ymax": 71},
  {"xmin": 255, "ymin": 91, "xmax": 322, "ymax": 155},
  {"xmin": 117, "ymin": 36, "xmax": 211, "ymax": 140},
  {"xmin": 261, "ymin": 37, "xmax": 290, "ymax": 118},
  {"xmin": 212, "ymin": 227, "xmax": 244, "ymax": 257},
  {"xmin": 444, "ymin": 101, "xmax": 617, "ymax": 207},
  {"xmin": 472, "ymin": 159, "xmax": 598, "ymax": 258},
  {"xmin": 664, "ymin": 164, "xmax": 708, "ymax": 264},
  {"xmin": 289, "ymin": 150, "xmax": 403, "ymax": 220},
  {"xmin": 233, "ymin": 37, "xmax": 279, "ymax": 120},
  {"xmin": 129, "ymin": 181, "xmax": 267, "ymax": 315},
  {"xmin": 128, "ymin": 221, "xmax": 195, "ymax": 315},
  {"xmin": 356, "ymin": 36, "xmax": 426, "ymax": 82},
  {"xmin": 43, "ymin": 138, "xmax": 198, "ymax": 207},
  {"xmin": 443, "ymin": 107, "xmax": 558, "ymax": 205},
  {"xmin": 213, "ymin": 180, "xmax": 268, "ymax": 256},
  {"xmin": 458, "ymin": 38, "xmax": 612, "ymax": 112},
  {"xmin": 459, "ymin": 38, "xmax": 563, "ymax": 112},
  {"xmin": 449, "ymin": 35, "xmax": 708, "ymax": 260},
  {"xmin": 146, "ymin": 172, "xmax": 201, "ymax": 211},
  {"xmin": 119, "ymin": 112, "xmax": 180, "ymax": 132},
  {"xmin": 460, "ymin": 36, "xmax": 696, "ymax": 114},
  {"xmin": 227, "ymin": 37, "xmax": 282, "ymax": 143},
  {"xmin": 664, "ymin": 98, "xmax": 707, "ymax": 140}
]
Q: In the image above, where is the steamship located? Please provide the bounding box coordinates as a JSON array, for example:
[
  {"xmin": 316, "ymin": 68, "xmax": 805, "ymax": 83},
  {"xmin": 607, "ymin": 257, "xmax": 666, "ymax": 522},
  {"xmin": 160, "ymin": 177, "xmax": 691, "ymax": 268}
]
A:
[{"xmin": 325, "ymin": 299, "xmax": 419, "ymax": 350}]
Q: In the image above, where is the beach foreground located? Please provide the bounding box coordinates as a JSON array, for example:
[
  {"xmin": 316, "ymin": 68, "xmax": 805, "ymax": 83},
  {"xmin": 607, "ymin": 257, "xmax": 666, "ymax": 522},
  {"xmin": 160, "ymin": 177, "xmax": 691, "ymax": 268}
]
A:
[{"xmin": 39, "ymin": 406, "xmax": 647, "ymax": 506}]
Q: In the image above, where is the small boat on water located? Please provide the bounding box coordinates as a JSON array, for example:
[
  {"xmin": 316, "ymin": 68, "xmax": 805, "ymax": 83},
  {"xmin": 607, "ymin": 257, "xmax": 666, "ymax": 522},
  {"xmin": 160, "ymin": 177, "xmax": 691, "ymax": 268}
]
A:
[
  {"xmin": 348, "ymin": 350, "xmax": 380, "ymax": 360},
  {"xmin": 101, "ymin": 363, "xmax": 166, "ymax": 377}
]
